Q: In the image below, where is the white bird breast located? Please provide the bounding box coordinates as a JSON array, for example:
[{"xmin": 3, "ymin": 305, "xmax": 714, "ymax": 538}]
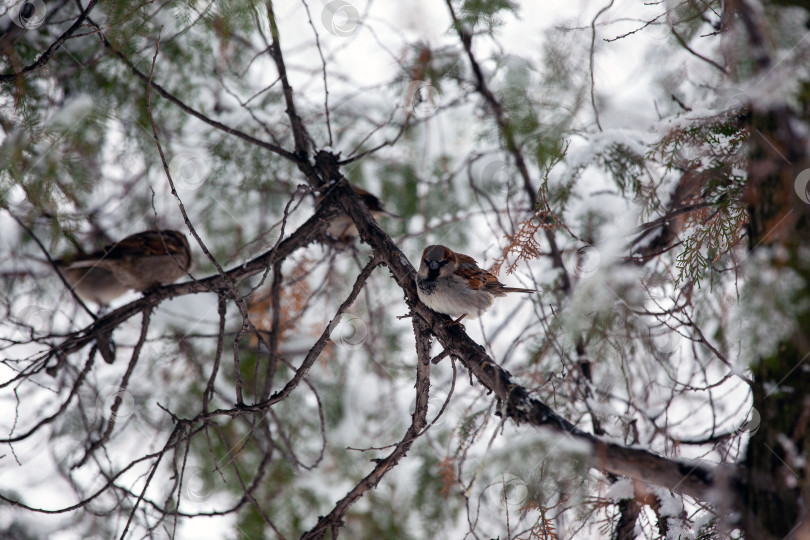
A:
[{"xmin": 416, "ymin": 274, "xmax": 495, "ymax": 319}]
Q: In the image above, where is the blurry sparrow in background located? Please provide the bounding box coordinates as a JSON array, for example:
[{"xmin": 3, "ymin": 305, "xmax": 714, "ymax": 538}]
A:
[
  {"xmin": 56, "ymin": 264, "xmax": 131, "ymax": 306},
  {"xmin": 416, "ymin": 244, "xmax": 536, "ymax": 322},
  {"xmin": 320, "ymin": 186, "xmax": 400, "ymax": 243},
  {"xmin": 56, "ymin": 229, "xmax": 192, "ymax": 305}
]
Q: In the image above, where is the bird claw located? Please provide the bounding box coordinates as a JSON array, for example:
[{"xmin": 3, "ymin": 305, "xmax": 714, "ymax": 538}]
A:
[{"xmin": 441, "ymin": 314, "xmax": 467, "ymax": 330}]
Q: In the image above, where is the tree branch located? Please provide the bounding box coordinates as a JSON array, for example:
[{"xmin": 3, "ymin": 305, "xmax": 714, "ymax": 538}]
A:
[
  {"xmin": 312, "ymin": 158, "xmax": 721, "ymax": 501},
  {"xmin": 300, "ymin": 307, "xmax": 432, "ymax": 539},
  {"xmin": 17, "ymin": 203, "xmax": 339, "ymax": 379},
  {"xmin": 0, "ymin": 0, "xmax": 101, "ymax": 83},
  {"xmin": 89, "ymin": 20, "xmax": 302, "ymax": 164}
]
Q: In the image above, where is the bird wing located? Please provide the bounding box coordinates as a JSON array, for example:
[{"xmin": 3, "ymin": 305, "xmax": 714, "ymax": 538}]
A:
[
  {"xmin": 454, "ymin": 259, "xmax": 506, "ymax": 293},
  {"xmin": 104, "ymin": 231, "xmax": 186, "ymax": 259},
  {"xmin": 455, "ymin": 253, "xmax": 537, "ymax": 294},
  {"xmin": 104, "ymin": 233, "xmax": 152, "ymax": 258}
]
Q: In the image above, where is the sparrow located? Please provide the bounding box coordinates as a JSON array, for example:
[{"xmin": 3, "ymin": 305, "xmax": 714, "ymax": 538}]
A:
[
  {"xmin": 56, "ymin": 264, "xmax": 131, "ymax": 306},
  {"xmin": 416, "ymin": 245, "xmax": 536, "ymax": 321},
  {"xmin": 56, "ymin": 229, "xmax": 192, "ymax": 305},
  {"xmin": 320, "ymin": 186, "xmax": 400, "ymax": 242}
]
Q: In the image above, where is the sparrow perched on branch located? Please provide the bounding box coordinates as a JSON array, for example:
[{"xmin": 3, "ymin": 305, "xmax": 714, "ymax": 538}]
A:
[
  {"xmin": 320, "ymin": 186, "xmax": 399, "ymax": 242},
  {"xmin": 416, "ymin": 245, "xmax": 536, "ymax": 322},
  {"xmin": 56, "ymin": 229, "xmax": 192, "ymax": 305}
]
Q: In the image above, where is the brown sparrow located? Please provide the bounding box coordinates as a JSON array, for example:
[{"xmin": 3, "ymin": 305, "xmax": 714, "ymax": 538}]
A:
[
  {"xmin": 56, "ymin": 264, "xmax": 131, "ymax": 306},
  {"xmin": 56, "ymin": 230, "xmax": 192, "ymax": 305},
  {"xmin": 416, "ymin": 245, "xmax": 536, "ymax": 321},
  {"xmin": 321, "ymin": 186, "xmax": 399, "ymax": 242}
]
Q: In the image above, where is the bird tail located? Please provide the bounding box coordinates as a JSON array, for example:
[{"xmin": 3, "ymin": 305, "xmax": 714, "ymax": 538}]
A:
[{"xmin": 502, "ymin": 287, "xmax": 537, "ymax": 294}]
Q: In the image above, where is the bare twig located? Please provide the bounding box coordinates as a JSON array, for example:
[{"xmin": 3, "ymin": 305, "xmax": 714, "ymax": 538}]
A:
[{"xmin": 589, "ymin": 0, "xmax": 615, "ymax": 132}]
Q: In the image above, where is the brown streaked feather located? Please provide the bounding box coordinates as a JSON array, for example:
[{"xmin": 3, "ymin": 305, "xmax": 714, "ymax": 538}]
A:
[
  {"xmin": 104, "ymin": 230, "xmax": 190, "ymax": 263},
  {"xmin": 66, "ymin": 230, "xmax": 190, "ymax": 266},
  {"xmin": 453, "ymin": 253, "xmax": 537, "ymax": 295},
  {"xmin": 454, "ymin": 263, "xmax": 496, "ymax": 290},
  {"xmin": 318, "ymin": 185, "xmax": 400, "ymax": 217},
  {"xmin": 352, "ymin": 187, "xmax": 384, "ymax": 213},
  {"xmin": 319, "ymin": 186, "xmax": 401, "ymax": 243},
  {"xmin": 454, "ymin": 252, "xmax": 478, "ymax": 265}
]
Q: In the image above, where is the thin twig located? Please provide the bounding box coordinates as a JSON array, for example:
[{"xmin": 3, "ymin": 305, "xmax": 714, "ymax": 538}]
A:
[{"xmin": 144, "ymin": 33, "xmax": 252, "ymax": 406}]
